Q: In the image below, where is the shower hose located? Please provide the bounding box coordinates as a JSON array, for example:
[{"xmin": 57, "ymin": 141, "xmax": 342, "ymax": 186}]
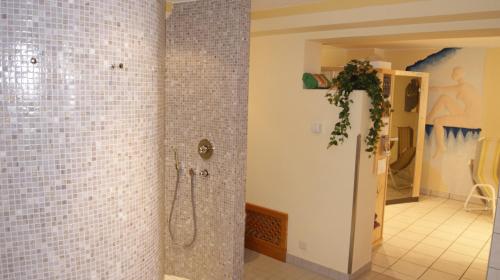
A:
[{"xmin": 168, "ymin": 163, "xmax": 197, "ymax": 248}]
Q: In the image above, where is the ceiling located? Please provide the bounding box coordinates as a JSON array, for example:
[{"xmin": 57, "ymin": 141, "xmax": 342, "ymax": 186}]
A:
[
  {"xmin": 251, "ymin": 0, "xmax": 422, "ymax": 18},
  {"xmin": 324, "ymin": 36, "xmax": 500, "ymax": 50}
]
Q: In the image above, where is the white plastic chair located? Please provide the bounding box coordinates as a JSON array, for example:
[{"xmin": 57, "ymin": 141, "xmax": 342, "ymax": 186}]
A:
[{"xmin": 464, "ymin": 138, "xmax": 500, "ymax": 217}]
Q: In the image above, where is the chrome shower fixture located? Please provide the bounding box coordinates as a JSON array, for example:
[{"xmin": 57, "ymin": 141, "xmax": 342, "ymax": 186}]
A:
[{"xmin": 198, "ymin": 139, "xmax": 213, "ymax": 160}]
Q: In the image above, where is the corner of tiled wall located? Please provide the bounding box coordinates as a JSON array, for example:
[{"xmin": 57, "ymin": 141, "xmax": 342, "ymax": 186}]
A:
[
  {"xmin": 487, "ymin": 186, "xmax": 500, "ymax": 279},
  {"xmin": 164, "ymin": 0, "xmax": 250, "ymax": 279}
]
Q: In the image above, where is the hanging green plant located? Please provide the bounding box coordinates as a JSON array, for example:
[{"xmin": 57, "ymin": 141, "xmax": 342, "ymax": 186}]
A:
[{"xmin": 325, "ymin": 60, "xmax": 388, "ymax": 154}]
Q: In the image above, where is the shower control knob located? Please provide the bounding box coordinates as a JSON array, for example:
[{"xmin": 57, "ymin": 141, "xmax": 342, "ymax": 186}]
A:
[
  {"xmin": 199, "ymin": 145, "xmax": 209, "ymax": 154},
  {"xmin": 197, "ymin": 139, "xmax": 213, "ymax": 160},
  {"xmin": 199, "ymin": 169, "xmax": 209, "ymax": 177}
]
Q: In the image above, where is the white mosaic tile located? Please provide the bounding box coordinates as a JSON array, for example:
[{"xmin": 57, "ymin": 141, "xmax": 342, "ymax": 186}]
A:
[
  {"xmin": 0, "ymin": 0, "xmax": 166, "ymax": 279},
  {"xmin": 164, "ymin": 0, "xmax": 250, "ymax": 279}
]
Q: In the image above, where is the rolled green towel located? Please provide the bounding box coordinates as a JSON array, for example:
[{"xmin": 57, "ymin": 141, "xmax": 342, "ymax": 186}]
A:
[
  {"xmin": 303, "ymin": 73, "xmax": 318, "ymax": 89},
  {"xmin": 302, "ymin": 73, "xmax": 331, "ymax": 89}
]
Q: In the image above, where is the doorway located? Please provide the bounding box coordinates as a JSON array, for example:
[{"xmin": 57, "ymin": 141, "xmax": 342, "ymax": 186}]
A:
[{"xmin": 386, "ymin": 74, "xmax": 426, "ymax": 204}]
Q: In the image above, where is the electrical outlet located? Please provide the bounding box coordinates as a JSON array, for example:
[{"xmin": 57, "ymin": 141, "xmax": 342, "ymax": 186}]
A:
[{"xmin": 299, "ymin": 241, "xmax": 307, "ymax": 251}]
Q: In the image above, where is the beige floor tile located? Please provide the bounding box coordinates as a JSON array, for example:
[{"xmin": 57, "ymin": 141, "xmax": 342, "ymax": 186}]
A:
[
  {"xmin": 442, "ymin": 200, "xmax": 464, "ymax": 207},
  {"xmin": 358, "ymin": 270, "xmax": 398, "ymax": 280},
  {"xmin": 412, "ymin": 243, "xmax": 447, "ymax": 258},
  {"xmin": 463, "ymin": 267, "xmax": 487, "ymax": 279},
  {"xmin": 385, "ymin": 220, "xmax": 412, "ymax": 230},
  {"xmin": 421, "ymin": 236, "xmax": 453, "ymax": 249},
  {"xmin": 441, "ymin": 221, "xmax": 471, "ymax": 230},
  {"xmin": 428, "ymin": 230, "xmax": 461, "ymax": 240},
  {"xmin": 390, "ymin": 260, "xmax": 427, "ymax": 278},
  {"xmin": 372, "ymin": 253, "xmax": 398, "ymax": 268},
  {"xmin": 384, "ymin": 225, "xmax": 404, "ymax": 235},
  {"xmin": 468, "ymin": 223, "xmax": 493, "ymax": 233},
  {"xmin": 477, "ymin": 214, "xmax": 494, "ymax": 222},
  {"xmin": 243, "ymin": 249, "xmax": 326, "ymax": 279},
  {"xmin": 447, "ymin": 242, "xmax": 481, "ymax": 257},
  {"xmin": 412, "ymin": 219, "xmax": 441, "ymax": 228},
  {"xmin": 401, "ymin": 251, "xmax": 438, "ymax": 267},
  {"xmin": 439, "ymin": 250, "xmax": 474, "ymax": 264},
  {"xmin": 383, "ymin": 268, "xmax": 417, "ymax": 280},
  {"xmin": 375, "ymin": 243, "xmax": 409, "ymax": 258},
  {"xmin": 453, "ymin": 211, "xmax": 480, "ymax": 218},
  {"xmin": 419, "ymin": 268, "xmax": 460, "ymax": 280},
  {"xmin": 406, "ymin": 225, "xmax": 435, "ymax": 235},
  {"xmin": 431, "ymin": 259, "xmax": 469, "ymax": 276},
  {"xmin": 383, "ymin": 232, "xmax": 394, "ymax": 240},
  {"xmin": 477, "ymin": 247, "xmax": 491, "ymax": 260},
  {"xmin": 390, "ymin": 216, "xmax": 416, "ymax": 224},
  {"xmin": 399, "ymin": 211, "xmax": 426, "ymax": 218},
  {"xmin": 470, "ymin": 258, "xmax": 489, "ymax": 270},
  {"xmin": 371, "ymin": 264, "xmax": 386, "ymax": 273},
  {"xmin": 386, "ymin": 236, "xmax": 418, "ymax": 250},
  {"xmin": 396, "ymin": 230, "xmax": 427, "ymax": 242},
  {"xmin": 422, "ymin": 216, "xmax": 449, "ymax": 224},
  {"xmin": 454, "ymin": 236, "xmax": 488, "ymax": 248},
  {"xmin": 437, "ymin": 224, "xmax": 467, "ymax": 234},
  {"xmin": 461, "ymin": 230, "xmax": 491, "ymax": 242}
]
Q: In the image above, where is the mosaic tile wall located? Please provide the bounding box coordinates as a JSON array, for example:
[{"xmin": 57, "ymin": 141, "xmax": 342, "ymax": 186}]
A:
[
  {"xmin": 488, "ymin": 189, "xmax": 500, "ymax": 279},
  {"xmin": 0, "ymin": 1, "xmax": 166, "ymax": 279},
  {"xmin": 164, "ymin": 0, "xmax": 250, "ymax": 279}
]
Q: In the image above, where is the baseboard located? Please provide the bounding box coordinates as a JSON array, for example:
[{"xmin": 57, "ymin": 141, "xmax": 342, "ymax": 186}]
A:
[
  {"xmin": 386, "ymin": 196, "xmax": 419, "ymax": 205},
  {"xmin": 420, "ymin": 188, "xmax": 484, "ymax": 205},
  {"xmin": 286, "ymin": 253, "xmax": 371, "ymax": 280},
  {"xmin": 349, "ymin": 262, "xmax": 372, "ymax": 280}
]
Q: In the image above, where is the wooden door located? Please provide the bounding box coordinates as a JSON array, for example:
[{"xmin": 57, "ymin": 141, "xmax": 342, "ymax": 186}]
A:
[{"xmin": 372, "ymin": 70, "xmax": 394, "ymax": 245}]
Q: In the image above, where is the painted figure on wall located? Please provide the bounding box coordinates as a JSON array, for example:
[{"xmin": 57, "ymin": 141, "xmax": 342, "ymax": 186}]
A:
[
  {"xmin": 427, "ymin": 66, "xmax": 482, "ymax": 158},
  {"xmin": 407, "ymin": 48, "xmax": 485, "ymax": 198}
]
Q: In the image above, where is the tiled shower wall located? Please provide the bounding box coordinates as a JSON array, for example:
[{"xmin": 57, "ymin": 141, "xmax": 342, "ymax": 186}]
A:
[
  {"xmin": 488, "ymin": 190, "xmax": 500, "ymax": 278},
  {"xmin": 0, "ymin": 1, "xmax": 165, "ymax": 279},
  {"xmin": 164, "ymin": 0, "xmax": 250, "ymax": 279}
]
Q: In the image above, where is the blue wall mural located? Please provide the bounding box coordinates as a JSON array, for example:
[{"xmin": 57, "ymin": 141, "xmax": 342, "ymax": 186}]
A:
[{"xmin": 409, "ymin": 48, "xmax": 486, "ymax": 197}]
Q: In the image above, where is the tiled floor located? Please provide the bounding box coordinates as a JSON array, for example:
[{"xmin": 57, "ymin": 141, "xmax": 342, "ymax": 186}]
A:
[
  {"xmin": 244, "ymin": 249, "xmax": 398, "ymax": 280},
  {"xmin": 374, "ymin": 196, "xmax": 493, "ymax": 280},
  {"xmin": 243, "ymin": 196, "xmax": 493, "ymax": 280}
]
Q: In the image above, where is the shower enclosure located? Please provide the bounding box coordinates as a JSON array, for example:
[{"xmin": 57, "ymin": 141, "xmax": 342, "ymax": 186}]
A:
[{"xmin": 0, "ymin": 0, "xmax": 249, "ymax": 279}]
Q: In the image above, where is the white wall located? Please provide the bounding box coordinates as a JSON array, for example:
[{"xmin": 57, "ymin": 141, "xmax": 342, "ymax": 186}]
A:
[
  {"xmin": 247, "ymin": 34, "xmax": 381, "ymax": 273},
  {"xmin": 247, "ymin": 37, "xmax": 357, "ymax": 273}
]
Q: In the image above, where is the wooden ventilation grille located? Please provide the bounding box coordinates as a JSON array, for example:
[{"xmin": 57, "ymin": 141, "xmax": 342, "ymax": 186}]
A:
[{"xmin": 245, "ymin": 203, "xmax": 288, "ymax": 262}]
